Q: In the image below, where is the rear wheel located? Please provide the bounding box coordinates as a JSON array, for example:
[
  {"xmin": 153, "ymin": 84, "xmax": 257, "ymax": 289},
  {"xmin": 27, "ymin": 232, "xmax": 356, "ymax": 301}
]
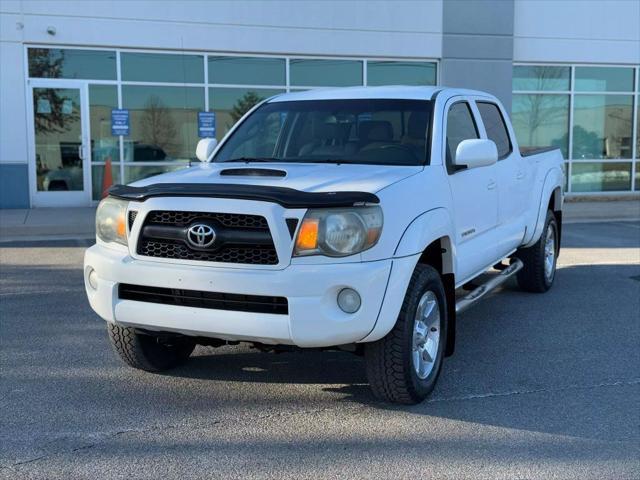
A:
[
  {"xmin": 515, "ymin": 210, "xmax": 558, "ymax": 293},
  {"xmin": 364, "ymin": 265, "xmax": 447, "ymax": 404},
  {"xmin": 107, "ymin": 323, "xmax": 195, "ymax": 372}
]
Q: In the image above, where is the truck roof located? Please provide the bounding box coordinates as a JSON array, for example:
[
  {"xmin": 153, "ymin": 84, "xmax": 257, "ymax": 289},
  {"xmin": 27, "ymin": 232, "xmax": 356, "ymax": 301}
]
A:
[{"xmin": 267, "ymin": 85, "xmax": 491, "ymax": 102}]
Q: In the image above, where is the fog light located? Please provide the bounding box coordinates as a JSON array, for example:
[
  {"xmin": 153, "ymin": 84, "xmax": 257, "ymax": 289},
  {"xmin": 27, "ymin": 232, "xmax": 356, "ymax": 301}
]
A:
[
  {"xmin": 87, "ymin": 268, "xmax": 98, "ymax": 290},
  {"xmin": 337, "ymin": 288, "xmax": 361, "ymax": 314}
]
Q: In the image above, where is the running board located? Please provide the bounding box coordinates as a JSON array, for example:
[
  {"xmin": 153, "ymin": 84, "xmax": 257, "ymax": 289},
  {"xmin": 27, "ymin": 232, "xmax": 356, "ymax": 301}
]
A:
[{"xmin": 455, "ymin": 259, "xmax": 523, "ymax": 314}]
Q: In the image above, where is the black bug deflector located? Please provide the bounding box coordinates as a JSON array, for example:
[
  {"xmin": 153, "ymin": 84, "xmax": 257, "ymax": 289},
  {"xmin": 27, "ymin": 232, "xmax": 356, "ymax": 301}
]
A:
[{"xmin": 107, "ymin": 183, "xmax": 380, "ymax": 209}]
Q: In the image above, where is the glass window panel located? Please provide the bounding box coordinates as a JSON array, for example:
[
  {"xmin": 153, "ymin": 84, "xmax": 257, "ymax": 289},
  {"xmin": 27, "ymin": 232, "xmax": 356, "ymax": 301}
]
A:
[
  {"xmin": 122, "ymin": 86, "xmax": 205, "ymax": 162},
  {"xmin": 476, "ymin": 102, "xmax": 512, "ymax": 159},
  {"xmin": 209, "ymin": 88, "xmax": 285, "ymax": 141},
  {"xmin": 575, "ymin": 67, "xmax": 634, "ymax": 92},
  {"xmin": 636, "ymin": 101, "xmax": 639, "ymax": 158},
  {"xmin": 91, "ymin": 164, "xmax": 121, "ymax": 201},
  {"xmin": 512, "ymin": 94, "xmax": 569, "ymax": 158},
  {"xmin": 121, "ymin": 53, "xmax": 204, "ymax": 83},
  {"xmin": 28, "ymin": 48, "xmax": 116, "ymax": 80},
  {"xmin": 512, "ymin": 65, "xmax": 570, "ymax": 91},
  {"xmin": 367, "ymin": 61, "xmax": 436, "ymax": 86},
  {"xmin": 89, "ymin": 85, "xmax": 119, "ymax": 164},
  {"xmin": 290, "ymin": 59, "xmax": 363, "ymax": 87},
  {"xmin": 572, "ymin": 95, "xmax": 633, "ymax": 159},
  {"xmin": 208, "ymin": 56, "xmax": 285, "ymax": 85},
  {"xmin": 33, "ymin": 88, "xmax": 83, "ymax": 191},
  {"xmin": 124, "ymin": 164, "xmax": 188, "ymax": 184},
  {"xmin": 564, "ymin": 162, "xmax": 569, "ymax": 192},
  {"xmin": 446, "ymin": 102, "xmax": 479, "ymax": 163},
  {"xmin": 571, "ymin": 162, "xmax": 632, "ymax": 192}
]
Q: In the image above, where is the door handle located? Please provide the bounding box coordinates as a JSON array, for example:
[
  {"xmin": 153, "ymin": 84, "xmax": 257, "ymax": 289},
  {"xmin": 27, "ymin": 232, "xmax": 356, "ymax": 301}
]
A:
[
  {"xmin": 487, "ymin": 180, "xmax": 497, "ymax": 190},
  {"xmin": 78, "ymin": 145, "xmax": 84, "ymax": 160}
]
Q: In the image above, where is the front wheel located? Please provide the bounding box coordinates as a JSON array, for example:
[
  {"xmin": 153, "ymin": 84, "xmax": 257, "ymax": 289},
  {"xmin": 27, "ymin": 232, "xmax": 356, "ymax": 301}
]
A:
[
  {"xmin": 107, "ymin": 323, "xmax": 195, "ymax": 372},
  {"xmin": 515, "ymin": 210, "xmax": 559, "ymax": 293},
  {"xmin": 364, "ymin": 265, "xmax": 447, "ymax": 404}
]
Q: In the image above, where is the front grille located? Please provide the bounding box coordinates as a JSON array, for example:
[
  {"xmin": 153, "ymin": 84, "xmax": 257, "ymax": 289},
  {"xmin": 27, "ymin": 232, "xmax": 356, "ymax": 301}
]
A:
[
  {"xmin": 147, "ymin": 211, "xmax": 268, "ymax": 229},
  {"xmin": 119, "ymin": 283, "xmax": 288, "ymax": 315},
  {"xmin": 137, "ymin": 210, "xmax": 279, "ymax": 265},
  {"xmin": 128, "ymin": 210, "xmax": 138, "ymax": 230}
]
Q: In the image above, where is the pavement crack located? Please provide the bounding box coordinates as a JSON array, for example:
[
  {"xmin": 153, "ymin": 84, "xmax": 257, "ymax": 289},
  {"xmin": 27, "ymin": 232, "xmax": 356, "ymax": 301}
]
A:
[{"xmin": 427, "ymin": 378, "xmax": 640, "ymax": 403}]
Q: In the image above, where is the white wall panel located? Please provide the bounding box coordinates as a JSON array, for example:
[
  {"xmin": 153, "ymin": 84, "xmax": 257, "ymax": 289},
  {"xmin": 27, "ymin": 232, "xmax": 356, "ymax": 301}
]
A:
[
  {"xmin": 514, "ymin": 0, "xmax": 640, "ymax": 64},
  {"xmin": 0, "ymin": 41, "xmax": 28, "ymax": 164},
  {"xmin": 4, "ymin": 1, "xmax": 443, "ymax": 59}
]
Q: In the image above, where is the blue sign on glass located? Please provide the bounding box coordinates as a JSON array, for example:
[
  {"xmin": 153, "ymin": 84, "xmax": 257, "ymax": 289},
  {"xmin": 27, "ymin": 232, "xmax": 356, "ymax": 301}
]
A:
[
  {"xmin": 198, "ymin": 112, "xmax": 216, "ymax": 138},
  {"xmin": 111, "ymin": 109, "xmax": 129, "ymax": 136}
]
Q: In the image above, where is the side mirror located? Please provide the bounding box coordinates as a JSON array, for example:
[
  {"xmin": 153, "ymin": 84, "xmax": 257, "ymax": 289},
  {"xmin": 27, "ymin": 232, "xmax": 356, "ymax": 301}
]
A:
[
  {"xmin": 195, "ymin": 138, "xmax": 218, "ymax": 163},
  {"xmin": 454, "ymin": 139, "xmax": 498, "ymax": 169}
]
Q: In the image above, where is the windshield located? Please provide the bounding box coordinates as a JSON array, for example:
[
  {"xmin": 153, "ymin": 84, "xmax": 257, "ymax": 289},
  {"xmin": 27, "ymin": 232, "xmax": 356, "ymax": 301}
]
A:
[{"xmin": 214, "ymin": 99, "xmax": 432, "ymax": 166}]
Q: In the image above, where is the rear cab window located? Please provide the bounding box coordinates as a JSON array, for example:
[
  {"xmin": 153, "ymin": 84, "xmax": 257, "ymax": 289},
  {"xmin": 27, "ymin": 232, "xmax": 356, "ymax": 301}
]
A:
[{"xmin": 476, "ymin": 101, "xmax": 512, "ymax": 159}]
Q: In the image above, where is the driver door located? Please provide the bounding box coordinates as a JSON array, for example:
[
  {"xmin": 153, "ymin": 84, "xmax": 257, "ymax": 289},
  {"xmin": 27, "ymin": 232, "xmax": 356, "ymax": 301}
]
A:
[{"xmin": 444, "ymin": 98, "xmax": 499, "ymax": 283}]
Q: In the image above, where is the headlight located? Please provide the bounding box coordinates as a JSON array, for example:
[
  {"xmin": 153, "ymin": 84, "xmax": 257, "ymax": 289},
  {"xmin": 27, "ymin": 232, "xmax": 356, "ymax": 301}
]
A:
[
  {"xmin": 294, "ymin": 206, "xmax": 383, "ymax": 257},
  {"xmin": 96, "ymin": 197, "xmax": 129, "ymax": 246}
]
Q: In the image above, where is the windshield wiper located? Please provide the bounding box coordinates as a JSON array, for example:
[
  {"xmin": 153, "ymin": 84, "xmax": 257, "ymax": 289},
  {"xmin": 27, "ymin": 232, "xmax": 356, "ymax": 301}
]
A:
[{"xmin": 223, "ymin": 157, "xmax": 281, "ymax": 163}]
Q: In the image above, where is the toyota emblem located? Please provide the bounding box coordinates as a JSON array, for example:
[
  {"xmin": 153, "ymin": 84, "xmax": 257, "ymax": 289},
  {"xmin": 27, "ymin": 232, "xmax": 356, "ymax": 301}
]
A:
[{"xmin": 187, "ymin": 223, "xmax": 216, "ymax": 248}]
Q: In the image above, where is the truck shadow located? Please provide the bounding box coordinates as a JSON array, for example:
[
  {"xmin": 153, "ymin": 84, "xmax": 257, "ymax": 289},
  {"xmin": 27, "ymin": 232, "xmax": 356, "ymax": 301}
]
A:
[{"xmin": 168, "ymin": 262, "xmax": 640, "ymax": 442}]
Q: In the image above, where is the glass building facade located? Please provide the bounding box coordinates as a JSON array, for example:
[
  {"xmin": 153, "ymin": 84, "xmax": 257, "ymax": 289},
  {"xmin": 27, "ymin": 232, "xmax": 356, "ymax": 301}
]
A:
[
  {"xmin": 27, "ymin": 48, "xmax": 438, "ymax": 201},
  {"xmin": 513, "ymin": 64, "xmax": 639, "ymax": 194},
  {"xmin": 25, "ymin": 48, "xmax": 640, "ymax": 202}
]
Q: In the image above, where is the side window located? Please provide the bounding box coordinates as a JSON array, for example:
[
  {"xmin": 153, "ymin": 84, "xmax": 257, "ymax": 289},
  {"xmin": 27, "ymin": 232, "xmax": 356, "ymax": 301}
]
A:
[
  {"xmin": 477, "ymin": 102, "xmax": 512, "ymax": 159},
  {"xmin": 446, "ymin": 102, "xmax": 479, "ymax": 164}
]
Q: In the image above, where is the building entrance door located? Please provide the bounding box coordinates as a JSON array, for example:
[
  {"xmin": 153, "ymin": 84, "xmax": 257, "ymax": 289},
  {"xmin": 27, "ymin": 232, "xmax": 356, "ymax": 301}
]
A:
[{"xmin": 28, "ymin": 80, "xmax": 91, "ymax": 207}]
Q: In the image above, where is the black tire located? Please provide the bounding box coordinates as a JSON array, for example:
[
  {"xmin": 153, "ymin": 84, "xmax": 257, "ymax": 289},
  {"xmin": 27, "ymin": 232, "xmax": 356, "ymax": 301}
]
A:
[
  {"xmin": 515, "ymin": 210, "xmax": 558, "ymax": 293},
  {"xmin": 364, "ymin": 264, "xmax": 448, "ymax": 404},
  {"xmin": 107, "ymin": 323, "xmax": 195, "ymax": 372}
]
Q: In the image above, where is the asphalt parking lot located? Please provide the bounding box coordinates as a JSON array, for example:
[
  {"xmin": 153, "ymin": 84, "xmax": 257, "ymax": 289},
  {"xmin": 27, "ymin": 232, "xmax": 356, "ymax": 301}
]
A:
[{"xmin": 1, "ymin": 221, "xmax": 639, "ymax": 479}]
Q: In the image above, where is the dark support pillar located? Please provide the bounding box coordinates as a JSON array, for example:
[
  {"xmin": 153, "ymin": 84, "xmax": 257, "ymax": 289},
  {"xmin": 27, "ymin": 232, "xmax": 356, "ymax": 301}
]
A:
[{"xmin": 441, "ymin": 0, "xmax": 515, "ymax": 111}]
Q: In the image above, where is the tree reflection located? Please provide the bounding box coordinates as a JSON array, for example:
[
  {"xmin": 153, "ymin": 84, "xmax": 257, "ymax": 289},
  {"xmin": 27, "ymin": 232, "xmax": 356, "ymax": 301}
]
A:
[{"xmin": 140, "ymin": 95, "xmax": 177, "ymax": 154}]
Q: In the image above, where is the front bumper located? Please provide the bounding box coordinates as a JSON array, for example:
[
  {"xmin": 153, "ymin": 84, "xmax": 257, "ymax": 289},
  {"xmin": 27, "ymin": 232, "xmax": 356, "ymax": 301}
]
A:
[{"xmin": 84, "ymin": 244, "xmax": 396, "ymax": 347}]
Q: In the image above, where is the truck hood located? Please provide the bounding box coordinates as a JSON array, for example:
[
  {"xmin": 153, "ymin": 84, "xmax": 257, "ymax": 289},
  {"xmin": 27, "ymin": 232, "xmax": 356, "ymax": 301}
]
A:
[{"xmin": 133, "ymin": 162, "xmax": 422, "ymax": 194}]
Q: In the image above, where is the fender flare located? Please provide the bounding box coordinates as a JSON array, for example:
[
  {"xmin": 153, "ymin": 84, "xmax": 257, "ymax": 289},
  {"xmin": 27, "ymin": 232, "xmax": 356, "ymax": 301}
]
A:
[
  {"xmin": 360, "ymin": 208, "xmax": 455, "ymax": 344},
  {"xmin": 523, "ymin": 167, "xmax": 563, "ymax": 247},
  {"xmin": 393, "ymin": 207, "xmax": 455, "ymax": 269}
]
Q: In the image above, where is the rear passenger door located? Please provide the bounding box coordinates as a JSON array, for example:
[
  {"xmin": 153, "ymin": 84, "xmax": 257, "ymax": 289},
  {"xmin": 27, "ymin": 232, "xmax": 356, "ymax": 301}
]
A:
[
  {"xmin": 444, "ymin": 98, "xmax": 498, "ymax": 283},
  {"xmin": 475, "ymin": 100, "xmax": 528, "ymax": 256}
]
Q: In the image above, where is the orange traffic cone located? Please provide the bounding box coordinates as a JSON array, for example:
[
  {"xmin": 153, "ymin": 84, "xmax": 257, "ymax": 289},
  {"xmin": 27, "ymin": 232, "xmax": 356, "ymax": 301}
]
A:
[{"xmin": 101, "ymin": 157, "xmax": 114, "ymax": 199}]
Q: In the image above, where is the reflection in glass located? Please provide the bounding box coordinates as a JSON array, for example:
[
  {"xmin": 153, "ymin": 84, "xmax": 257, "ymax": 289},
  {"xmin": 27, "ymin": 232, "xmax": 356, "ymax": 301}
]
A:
[
  {"xmin": 121, "ymin": 53, "xmax": 204, "ymax": 83},
  {"xmin": 28, "ymin": 48, "xmax": 116, "ymax": 80},
  {"xmin": 512, "ymin": 66, "xmax": 570, "ymax": 91},
  {"xmin": 290, "ymin": 59, "xmax": 363, "ymax": 87},
  {"xmin": 33, "ymin": 88, "xmax": 83, "ymax": 191},
  {"xmin": 574, "ymin": 67, "xmax": 634, "ymax": 92},
  {"xmin": 89, "ymin": 85, "xmax": 119, "ymax": 164},
  {"xmin": 367, "ymin": 61, "xmax": 436, "ymax": 86},
  {"xmin": 512, "ymin": 94, "xmax": 569, "ymax": 158},
  {"xmin": 572, "ymin": 95, "xmax": 633, "ymax": 159},
  {"xmin": 92, "ymin": 164, "xmax": 121, "ymax": 201},
  {"xmin": 571, "ymin": 162, "xmax": 631, "ymax": 192},
  {"xmin": 122, "ymin": 86, "xmax": 204, "ymax": 162},
  {"xmin": 124, "ymin": 164, "xmax": 188, "ymax": 184},
  {"xmin": 209, "ymin": 88, "xmax": 285, "ymax": 141},
  {"xmin": 637, "ymin": 103, "xmax": 639, "ymax": 161},
  {"xmin": 208, "ymin": 57, "xmax": 285, "ymax": 85}
]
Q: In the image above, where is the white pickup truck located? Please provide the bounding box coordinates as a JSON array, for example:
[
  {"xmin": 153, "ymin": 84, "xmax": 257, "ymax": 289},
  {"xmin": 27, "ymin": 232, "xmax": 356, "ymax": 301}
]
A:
[{"xmin": 85, "ymin": 86, "xmax": 564, "ymax": 404}]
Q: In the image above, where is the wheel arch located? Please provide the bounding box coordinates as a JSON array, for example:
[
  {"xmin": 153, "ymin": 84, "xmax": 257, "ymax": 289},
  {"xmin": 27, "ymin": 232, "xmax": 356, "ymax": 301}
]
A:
[
  {"xmin": 361, "ymin": 208, "xmax": 457, "ymax": 355},
  {"xmin": 523, "ymin": 168, "xmax": 564, "ymax": 247}
]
